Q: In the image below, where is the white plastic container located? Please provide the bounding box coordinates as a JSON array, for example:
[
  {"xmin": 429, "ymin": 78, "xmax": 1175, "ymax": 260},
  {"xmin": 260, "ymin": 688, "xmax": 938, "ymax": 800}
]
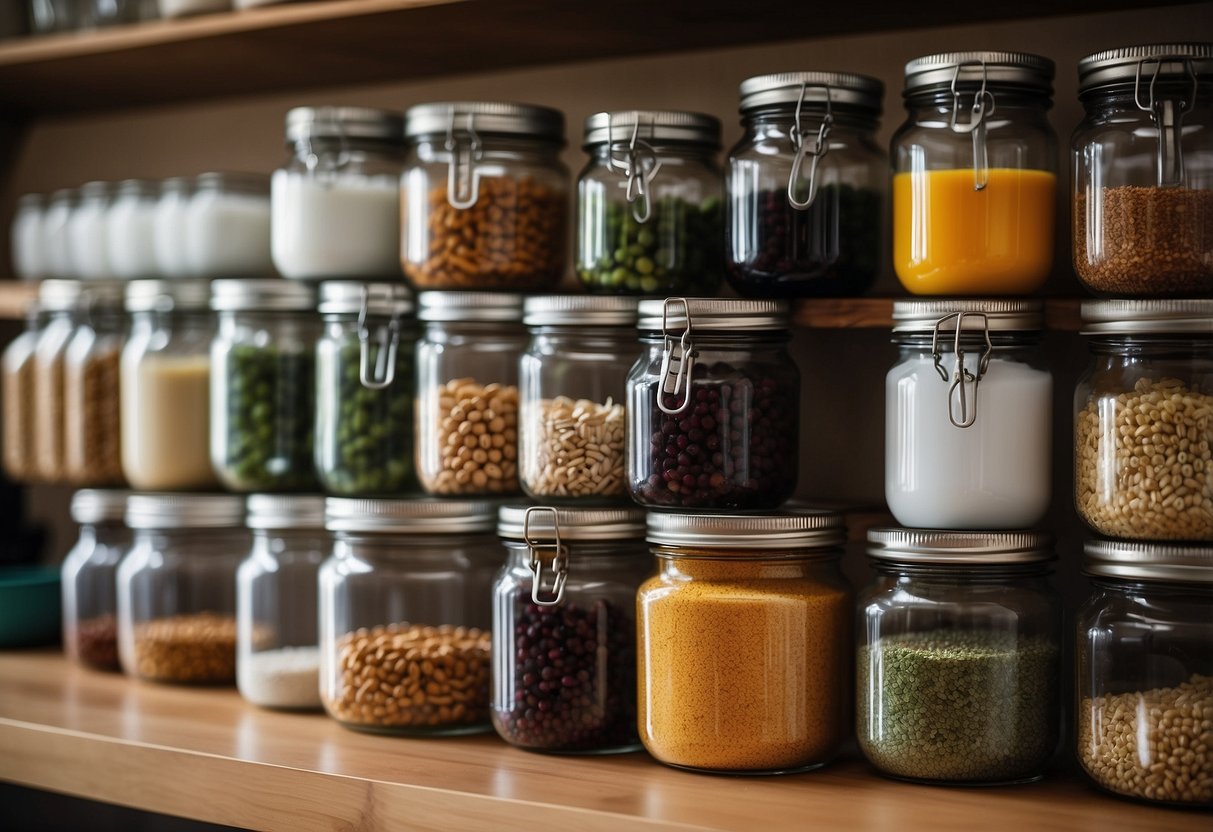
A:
[
  {"xmin": 11, "ymin": 194, "xmax": 46, "ymax": 281},
  {"xmin": 153, "ymin": 177, "xmax": 192, "ymax": 278},
  {"xmin": 107, "ymin": 180, "xmax": 160, "ymax": 280},
  {"xmin": 158, "ymin": 0, "xmax": 230, "ymax": 18},
  {"xmin": 184, "ymin": 172, "xmax": 273, "ymax": 278},
  {"xmin": 67, "ymin": 182, "xmax": 114, "ymax": 281},
  {"xmin": 42, "ymin": 189, "xmax": 77, "ymax": 280}
]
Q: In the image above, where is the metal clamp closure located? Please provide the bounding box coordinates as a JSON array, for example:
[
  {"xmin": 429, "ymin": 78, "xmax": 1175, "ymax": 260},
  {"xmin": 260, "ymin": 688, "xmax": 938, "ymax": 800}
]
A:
[
  {"xmin": 1135, "ymin": 54, "xmax": 1198, "ymax": 188},
  {"xmin": 931, "ymin": 312, "xmax": 992, "ymax": 429},
  {"xmin": 356, "ymin": 288, "xmax": 401, "ymax": 390},
  {"xmin": 524, "ymin": 507, "xmax": 568, "ymax": 607},
  {"xmin": 606, "ymin": 114, "xmax": 663, "ymax": 224},
  {"xmin": 444, "ymin": 111, "xmax": 484, "ymax": 209},
  {"xmin": 787, "ymin": 82, "xmax": 834, "ymax": 210},
  {"xmin": 303, "ymin": 111, "xmax": 353, "ymax": 176},
  {"xmin": 657, "ymin": 297, "xmax": 696, "ymax": 415},
  {"xmin": 949, "ymin": 61, "xmax": 995, "ymax": 191}
]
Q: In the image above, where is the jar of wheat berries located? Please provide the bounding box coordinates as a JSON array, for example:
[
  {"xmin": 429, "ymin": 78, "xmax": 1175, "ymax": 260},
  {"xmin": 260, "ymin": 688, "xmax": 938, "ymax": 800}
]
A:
[
  {"xmin": 64, "ymin": 280, "xmax": 127, "ymax": 487},
  {"xmin": 32, "ymin": 279, "xmax": 82, "ymax": 483}
]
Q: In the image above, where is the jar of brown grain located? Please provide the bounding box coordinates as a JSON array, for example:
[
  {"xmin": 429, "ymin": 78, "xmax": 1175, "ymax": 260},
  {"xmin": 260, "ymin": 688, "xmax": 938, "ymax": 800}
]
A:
[
  {"xmin": 64, "ymin": 280, "xmax": 127, "ymax": 487},
  {"xmin": 31, "ymin": 279, "xmax": 82, "ymax": 483}
]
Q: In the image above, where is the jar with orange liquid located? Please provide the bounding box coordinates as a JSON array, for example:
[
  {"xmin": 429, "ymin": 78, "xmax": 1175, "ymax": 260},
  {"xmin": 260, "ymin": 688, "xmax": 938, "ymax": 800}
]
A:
[{"xmin": 892, "ymin": 52, "xmax": 1058, "ymax": 295}]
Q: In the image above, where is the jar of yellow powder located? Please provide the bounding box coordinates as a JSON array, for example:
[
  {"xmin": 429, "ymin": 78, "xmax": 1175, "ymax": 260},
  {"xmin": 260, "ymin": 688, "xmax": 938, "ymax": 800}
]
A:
[{"xmin": 637, "ymin": 509, "xmax": 851, "ymax": 774}]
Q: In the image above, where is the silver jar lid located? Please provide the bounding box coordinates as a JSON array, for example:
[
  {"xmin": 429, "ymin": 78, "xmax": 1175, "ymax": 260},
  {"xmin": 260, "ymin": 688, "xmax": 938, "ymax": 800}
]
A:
[
  {"xmin": 285, "ymin": 106, "xmax": 405, "ymax": 144},
  {"xmin": 325, "ymin": 497, "xmax": 497, "ymax": 534},
  {"xmin": 211, "ymin": 279, "xmax": 316, "ymax": 313},
  {"xmin": 904, "ymin": 51, "xmax": 1055, "ymax": 95},
  {"xmin": 1084, "ymin": 539, "xmax": 1212, "ymax": 584},
  {"xmin": 246, "ymin": 494, "xmax": 327, "ymax": 530},
  {"xmin": 160, "ymin": 176, "xmax": 191, "ymax": 196},
  {"xmin": 126, "ymin": 494, "xmax": 246, "ymax": 529},
  {"xmin": 498, "ymin": 505, "xmax": 646, "ymax": 541},
  {"xmin": 78, "ymin": 279, "xmax": 128, "ymax": 309},
  {"xmin": 583, "ymin": 110, "xmax": 721, "ymax": 148},
  {"xmin": 125, "ymin": 279, "xmax": 211, "ymax": 313},
  {"xmin": 195, "ymin": 171, "xmax": 271, "ymax": 196},
  {"xmin": 739, "ymin": 71, "xmax": 884, "ymax": 114},
  {"xmin": 1080, "ymin": 299, "xmax": 1213, "ymax": 335},
  {"xmin": 38, "ymin": 279, "xmax": 82, "ymax": 312},
  {"xmin": 78, "ymin": 180, "xmax": 112, "ymax": 200},
  {"xmin": 1079, "ymin": 43, "xmax": 1213, "ymax": 94},
  {"xmin": 637, "ymin": 298, "xmax": 789, "ymax": 332},
  {"xmin": 523, "ymin": 295, "xmax": 639, "ymax": 327},
  {"xmin": 405, "ymin": 101, "xmax": 564, "ymax": 142},
  {"xmin": 647, "ymin": 509, "xmax": 845, "ymax": 550},
  {"xmin": 318, "ymin": 281, "xmax": 413, "ymax": 317},
  {"xmin": 417, "ymin": 291, "xmax": 524, "ymax": 323},
  {"xmin": 49, "ymin": 188, "xmax": 76, "ymax": 206},
  {"xmin": 892, "ymin": 299, "xmax": 1044, "ymax": 333},
  {"xmin": 71, "ymin": 489, "xmax": 129, "ymax": 525},
  {"xmin": 867, "ymin": 528, "xmax": 1054, "ymax": 564},
  {"xmin": 114, "ymin": 179, "xmax": 157, "ymax": 199}
]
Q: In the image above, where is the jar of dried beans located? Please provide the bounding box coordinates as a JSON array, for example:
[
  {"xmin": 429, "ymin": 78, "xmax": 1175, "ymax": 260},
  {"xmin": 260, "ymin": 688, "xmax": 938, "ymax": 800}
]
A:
[
  {"xmin": 493, "ymin": 505, "xmax": 649, "ymax": 754},
  {"xmin": 2, "ymin": 303, "xmax": 45, "ymax": 482},
  {"xmin": 401, "ymin": 101, "xmax": 568, "ymax": 291},
  {"xmin": 62, "ymin": 490, "xmax": 131, "ymax": 672},
  {"xmin": 64, "ymin": 280, "xmax": 127, "ymax": 487},
  {"xmin": 1076, "ymin": 539, "xmax": 1213, "ymax": 807},
  {"xmin": 519, "ymin": 296, "xmax": 637, "ymax": 503},
  {"xmin": 1075, "ymin": 300, "xmax": 1213, "ymax": 541},
  {"xmin": 32, "ymin": 279, "xmax": 81, "ymax": 483},
  {"xmin": 1073, "ymin": 44, "xmax": 1213, "ymax": 297},
  {"xmin": 626, "ymin": 298, "xmax": 799, "ymax": 510},
  {"xmin": 319, "ymin": 498, "xmax": 501, "ymax": 735}
]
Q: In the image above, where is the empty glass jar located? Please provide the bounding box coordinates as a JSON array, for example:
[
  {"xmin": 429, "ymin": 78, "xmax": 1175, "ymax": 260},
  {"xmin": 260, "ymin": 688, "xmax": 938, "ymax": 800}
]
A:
[
  {"xmin": 62, "ymin": 489, "xmax": 131, "ymax": 672},
  {"xmin": 32, "ymin": 278, "xmax": 81, "ymax": 483},
  {"xmin": 64, "ymin": 280, "xmax": 127, "ymax": 488}
]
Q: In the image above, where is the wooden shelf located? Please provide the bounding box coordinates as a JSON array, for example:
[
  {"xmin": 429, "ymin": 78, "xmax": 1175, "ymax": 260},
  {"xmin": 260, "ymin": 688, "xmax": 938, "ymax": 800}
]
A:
[
  {"xmin": 0, "ymin": 652, "xmax": 1203, "ymax": 832},
  {"xmin": 0, "ymin": 281, "xmax": 38, "ymax": 321},
  {"xmin": 0, "ymin": 0, "xmax": 1189, "ymax": 114},
  {"xmin": 793, "ymin": 297, "xmax": 1083, "ymax": 331}
]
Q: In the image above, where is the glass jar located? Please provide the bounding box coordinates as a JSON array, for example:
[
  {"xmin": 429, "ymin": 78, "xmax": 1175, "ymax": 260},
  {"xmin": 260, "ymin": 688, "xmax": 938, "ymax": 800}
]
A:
[
  {"xmin": 638, "ymin": 510, "xmax": 851, "ymax": 773},
  {"xmin": 726, "ymin": 72, "xmax": 886, "ymax": 298},
  {"xmin": 68, "ymin": 181, "xmax": 114, "ymax": 281},
  {"xmin": 859, "ymin": 529, "xmax": 1061, "ymax": 785},
  {"xmin": 120, "ymin": 279, "xmax": 219, "ymax": 490},
  {"xmin": 402, "ymin": 101, "xmax": 568, "ymax": 291},
  {"xmin": 153, "ymin": 177, "xmax": 193, "ymax": 279},
  {"xmin": 415, "ymin": 292, "xmax": 525, "ymax": 496},
  {"xmin": 117, "ymin": 494, "xmax": 249, "ymax": 685},
  {"xmin": 892, "ymin": 51, "xmax": 1058, "ymax": 295},
  {"xmin": 64, "ymin": 280, "xmax": 127, "ymax": 487},
  {"xmin": 185, "ymin": 172, "xmax": 273, "ymax": 278},
  {"xmin": 1076, "ymin": 539, "xmax": 1212, "ymax": 807},
  {"xmin": 62, "ymin": 489, "xmax": 131, "ymax": 672},
  {"xmin": 42, "ymin": 188, "xmax": 77, "ymax": 280},
  {"xmin": 3, "ymin": 304, "xmax": 45, "ymax": 482},
  {"xmin": 1073, "ymin": 45, "xmax": 1213, "ymax": 297},
  {"xmin": 11, "ymin": 193, "xmax": 46, "ymax": 282},
  {"xmin": 273, "ymin": 106, "xmax": 405, "ymax": 280},
  {"xmin": 576, "ymin": 111, "xmax": 722, "ymax": 295},
  {"xmin": 319, "ymin": 498, "xmax": 501, "ymax": 735},
  {"xmin": 886, "ymin": 300, "xmax": 1052, "ymax": 529},
  {"xmin": 492, "ymin": 505, "xmax": 649, "ymax": 754},
  {"xmin": 210, "ymin": 279, "xmax": 319, "ymax": 492},
  {"xmin": 1075, "ymin": 300, "xmax": 1213, "ymax": 541},
  {"xmin": 106, "ymin": 179, "xmax": 160, "ymax": 280},
  {"xmin": 32, "ymin": 279, "xmax": 82, "ymax": 483},
  {"xmin": 237, "ymin": 494, "xmax": 328, "ymax": 710},
  {"xmin": 626, "ymin": 298, "xmax": 799, "ymax": 509},
  {"xmin": 519, "ymin": 296, "xmax": 637, "ymax": 503}
]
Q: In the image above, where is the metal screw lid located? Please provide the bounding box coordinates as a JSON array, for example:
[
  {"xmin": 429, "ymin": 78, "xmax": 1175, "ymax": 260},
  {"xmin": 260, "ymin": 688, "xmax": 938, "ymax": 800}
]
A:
[
  {"xmin": 498, "ymin": 505, "xmax": 646, "ymax": 541},
  {"xmin": 38, "ymin": 279, "xmax": 82, "ymax": 312},
  {"xmin": 405, "ymin": 101, "xmax": 565, "ymax": 142},
  {"xmin": 892, "ymin": 299, "xmax": 1044, "ymax": 333},
  {"xmin": 246, "ymin": 494, "xmax": 327, "ymax": 531},
  {"xmin": 78, "ymin": 181, "xmax": 113, "ymax": 200},
  {"xmin": 49, "ymin": 188, "xmax": 77, "ymax": 205},
  {"xmin": 195, "ymin": 171, "xmax": 271, "ymax": 197},
  {"xmin": 1084, "ymin": 539, "xmax": 1212, "ymax": 584},
  {"xmin": 318, "ymin": 281, "xmax": 413, "ymax": 317},
  {"xmin": 647, "ymin": 509, "xmax": 846, "ymax": 550},
  {"xmin": 160, "ymin": 176, "xmax": 191, "ymax": 195},
  {"xmin": 17, "ymin": 193, "xmax": 44, "ymax": 209},
  {"xmin": 523, "ymin": 295, "xmax": 639, "ymax": 327},
  {"xmin": 71, "ymin": 489, "xmax": 130, "ymax": 525},
  {"xmin": 325, "ymin": 497, "xmax": 497, "ymax": 534},
  {"xmin": 285, "ymin": 106, "xmax": 405, "ymax": 144},
  {"xmin": 739, "ymin": 71, "xmax": 884, "ymax": 114},
  {"xmin": 583, "ymin": 110, "xmax": 722, "ymax": 148},
  {"xmin": 417, "ymin": 291, "xmax": 524, "ymax": 323},
  {"xmin": 211, "ymin": 279, "xmax": 316, "ymax": 312},
  {"xmin": 78, "ymin": 279, "xmax": 129, "ymax": 308},
  {"xmin": 126, "ymin": 494, "xmax": 246, "ymax": 530},
  {"xmin": 1080, "ymin": 299, "xmax": 1213, "ymax": 335},
  {"xmin": 904, "ymin": 51, "xmax": 1055, "ymax": 96},
  {"xmin": 114, "ymin": 179, "xmax": 157, "ymax": 199},
  {"xmin": 1078, "ymin": 43, "xmax": 1213, "ymax": 94},
  {"xmin": 637, "ymin": 298, "xmax": 789, "ymax": 332},
  {"xmin": 125, "ymin": 279, "xmax": 211, "ymax": 313},
  {"xmin": 866, "ymin": 528, "xmax": 1055, "ymax": 565}
]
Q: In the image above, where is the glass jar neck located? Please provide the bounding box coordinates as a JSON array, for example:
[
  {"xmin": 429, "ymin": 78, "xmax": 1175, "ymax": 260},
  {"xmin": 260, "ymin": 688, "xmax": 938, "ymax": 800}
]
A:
[
  {"xmin": 412, "ymin": 133, "xmax": 561, "ymax": 162},
  {"xmin": 334, "ymin": 531, "xmax": 497, "ymax": 559},
  {"xmin": 291, "ymin": 135, "xmax": 402, "ymax": 160},
  {"xmin": 640, "ymin": 329, "xmax": 790, "ymax": 349},
  {"xmin": 905, "ymin": 88, "xmax": 1053, "ymax": 114},
  {"xmin": 742, "ymin": 106, "xmax": 879, "ymax": 137},
  {"xmin": 1086, "ymin": 335, "xmax": 1211, "ymax": 357},
  {"xmin": 133, "ymin": 527, "xmax": 247, "ymax": 549},
  {"xmin": 590, "ymin": 141, "xmax": 719, "ymax": 164},
  {"xmin": 1089, "ymin": 576, "xmax": 1213, "ymax": 597},
  {"xmin": 503, "ymin": 539, "xmax": 645, "ymax": 567},
  {"xmin": 424, "ymin": 320, "xmax": 525, "ymax": 340},
  {"xmin": 894, "ymin": 331, "xmax": 1040, "ymax": 351},
  {"xmin": 1081, "ymin": 85, "xmax": 1212, "ymax": 115},
  {"xmin": 529, "ymin": 324, "xmax": 636, "ymax": 347},
  {"xmin": 876, "ymin": 561, "xmax": 1053, "ymax": 583}
]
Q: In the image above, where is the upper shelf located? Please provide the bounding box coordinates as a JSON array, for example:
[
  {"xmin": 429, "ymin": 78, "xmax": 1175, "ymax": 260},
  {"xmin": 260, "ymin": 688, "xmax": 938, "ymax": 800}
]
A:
[{"xmin": 0, "ymin": 0, "xmax": 1187, "ymax": 114}]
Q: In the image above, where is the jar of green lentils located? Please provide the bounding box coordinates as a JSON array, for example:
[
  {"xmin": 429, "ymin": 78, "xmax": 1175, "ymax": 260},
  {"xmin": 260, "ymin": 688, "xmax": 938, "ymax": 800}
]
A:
[{"xmin": 858, "ymin": 529, "xmax": 1061, "ymax": 785}]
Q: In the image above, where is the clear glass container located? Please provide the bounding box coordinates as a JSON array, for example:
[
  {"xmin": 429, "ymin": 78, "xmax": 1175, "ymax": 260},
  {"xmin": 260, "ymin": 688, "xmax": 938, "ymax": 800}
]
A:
[
  {"xmin": 859, "ymin": 529, "xmax": 1061, "ymax": 785},
  {"xmin": 31, "ymin": 0, "xmax": 87, "ymax": 33},
  {"xmin": 106, "ymin": 179, "xmax": 160, "ymax": 280},
  {"xmin": 62, "ymin": 489, "xmax": 131, "ymax": 672},
  {"xmin": 492, "ymin": 505, "xmax": 649, "ymax": 754},
  {"xmin": 153, "ymin": 177, "xmax": 193, "ymax": 279},
  {"xmin": 319, "ymin": 498, "xmax": 501, "ymax": 735},
  {"xmin": 1075, "ymin": 300, "xmax": 1213, "ymax": 541},
  {"xmin": 886, "ymin": 300, "xmax": 1052, "ymax": 530},
  {"xmin": 315, "ymin": 281, "xmax": 416, "ymax": 496},
  {"xmin": 185, "ymin": 172, "xmax": 273, "ymax": 278},
  {"xmin": 68, "ymin": 181, "xmax": 114, "ymax": 280},
  {"xmin": 626, "ymin": 298, "xmax": 799, "ymax": 509},
  {"xmin": 726, "ymin": 72, "xmax": 886, "ymax": 298},
  {"xmin": 638, "ymin": 510, "xmax": 851, "ymax": 773},
  {"xmin": 117, "ymin": 494, "xmax": 249, "ymax": 685},
  {"xmin": 237, "ymin": 494, "xmax": 327, "ymax": 710},
  {"xmin": 42, "ymin": 188, "xmax": 77, "ymax": 280},
  {"xmin": 93, "ymin": 0, "xmax": 158, "ymax": 25},
  {"xmin": 1073, "ymin": 45, "xmax": 1213, "ymax": 296},
  {"xmin": 32, "ymin": 279, "xmax": 82, "ymax": 483},
  {"xmin": 402, "ymin": 101, "xmax": 568, "ymax": 291},
  {"xmin": 519, "ymin": 296, "xmax": 637, "ymax": 503},
  {"xmin": 273, "ymin": 107, "xmax": 405, "ymax": 280},
  {"xmin": 158, "ymin": 0, "xmax": 229, "ymax": 19},
  {"xmin": 892, "ymin": 52, "xmax": 1058, "ymax": 295},
  {"xmin": 3, "ymin": 304, "xmax": 45, "ymax": 482},
  {"xmin": 64, "ymin": 280, "xmax": 127, "ymax": 487},
  {"xmin": 210, "ymin": 280, "xmax": 319, "ymax": 492},
  {"xmin": 415, "ymin": 292, "xmax": 525, "ymax": 496},
  {"xmin": 11, "ymin": 193, "xmax": 46, "ymax": 282},
  {"xmin": 120, "ymin": 280, "xmax": 219, "ymax": 490},
  {"xmin": 1076, "ymin": 539, "xmax": 1212, "ymax": 807}
]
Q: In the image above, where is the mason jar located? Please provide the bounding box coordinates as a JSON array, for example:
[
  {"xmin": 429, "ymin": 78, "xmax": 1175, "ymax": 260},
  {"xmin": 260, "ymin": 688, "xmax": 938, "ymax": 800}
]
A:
[
  {"xmin": 726, "ymin": 72, "xmax": 886, "ymax": 297},
  {"xmin": 62, "ymin": 489, "xmax": 131, "ymax": 672},
  {"xmin": 886, "ymin": 300, "xmax": 1052, "ymax": 530},
  {"xmin": 319, "ymin": 498, "xmax": 501, "ymax": 735},
  {"xmin": 415, "ymin": 291, "xmax": 525, "ymax": 496},
  {"xmin": 42, "ymin": 188, "xmax": 77, "ymax": 280},
  {"xmin": 67, "ymin": 181, "xmax": 114, "ymax": 281},
  {"xmin": 2, "ymin": 303, "xmax": 45, "ymax": 481},
  {"xmin": 859, "ymin": 529, "xmax": 1061, "ymax": 785},
  {"xmin": 316, "ymin": 281, "xmax": 416, "ymax": 496},
  {"xmin": 117, "ymin": 494, "xmax": 250, "ymax": 685},
  {"xmin": 1076, "ymin": 539, "xmax": 1212, "ymax": 807},
  {"xmin": 184, "ymin": 172, "xmax": 273, "ymax": 278},
  {"xmin": 237, "ymin": 494, "xmax": 328, "ymax": 710},
  {"xmin": 492, "ymin": 505, "xmax": 649, "ymax": 754},
  {"xmin": 638, "ymin": 509, "xmax": 851, "ymax": 773},
  {"xmin": 32, "ymin": 278, "xmax": 81, "ymax": 483},
  {"xmin": 1075, "ymin": 300, "xmax": 1213, "ymax": 541},
  {"xmin": 64, "ymin": 280, "xmax": 127, "ymax": 488},
  {"xmin": 892, "ymin": 51, "xmax": 1058, "ymax": 295},
  {"xmin": 11, "ymin": 192, "xmax": 46, "ymax": 282},
  {"xmin": 402, "ymin": 101, "xmax": 568, "ymax": 291},
  {"xmin": 106, "ymin": 179, "xmax": 160, "ymax": 280},
  {"xmin": 519, "ymin": 296, "xmax": 637, "ymax": 503},
  {"xmin": 626, "ymin": 298, "xmax": 799, "ymax": 510},
  {"xmin": 272, "ymin": 106, "xmax": 406, "ymax": 281},
  {"xmin": 153, "ymin": 177, "xmax": 193, "ymax": 279},
  {"xmin": 1073, "ymin": 44, "xmax": 1213, "ymax": 297}
]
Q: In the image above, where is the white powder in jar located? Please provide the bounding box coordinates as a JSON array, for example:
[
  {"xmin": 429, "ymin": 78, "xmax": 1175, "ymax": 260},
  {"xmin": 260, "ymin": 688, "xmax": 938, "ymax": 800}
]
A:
[{"xmin": 238, "ymin": 645, "xmax": 322, "ymax": 710}]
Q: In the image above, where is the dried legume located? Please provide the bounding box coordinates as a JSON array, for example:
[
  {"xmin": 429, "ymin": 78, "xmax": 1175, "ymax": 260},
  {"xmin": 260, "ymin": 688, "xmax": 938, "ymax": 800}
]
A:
[
  {"xmin": 420, "ymin": 378, "xmax": 519, "ymax": 495},
  {"xmin": 132, "ymin": 612, "xmax": 238, "ymax": 684},
  {"xmin": 74, "ymin": 613, "xmax": 120, "ymax": 671},
  {"xmin": 521, "ymin": 397, "xmax": 625, "ymax": 500}
]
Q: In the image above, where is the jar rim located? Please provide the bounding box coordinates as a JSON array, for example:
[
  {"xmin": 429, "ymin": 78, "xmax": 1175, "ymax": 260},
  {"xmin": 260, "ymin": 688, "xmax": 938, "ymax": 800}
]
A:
[
  {"xmin": 498, "ymin": 505, "xmax": 646, "ymax": 541},
  {"xmin": 636, "ymin": 297, "xmax": 789, "ymax": 332},
  {"xmin": 646, "ymin": 508, "xmax": 845, "ymax": 549},
  {"xmin": 738, "ymin": 71, "xmax": 884, "ymax": 115},
  {"xmin": 247, "ymin": 494, "xmax": 327, "ymax": 531},
  {"xmin": 126, "ymin": 494, "xmax": 246, "ymax": 529},
  {"xmin": 1078, "ymin": 43, "xmax": 1213, "ymax": 95},
  {"xmin": 325, "ymin": 497, "xmax": 497, "ymax": 534},
  {"xmin": 1080, "ymin": 299, "xmax": 1213, "ymax": 335},
  {"xmin": 318, "ymin": 281, "xmax": 413, "ymax": 317},
  {"xmin": 582, "ymin": 110, "xmax": 720, "ymax": 149},
  {"xmin": 903, "ymin": 50, "xmax": 1054, "ymax": 97},
  {"xmin": 892, "ymin": 299, "xmax": 1043, "ymax": 333},
  {"xmin": 405, "ymin": 101, "xmax": 565, "ymax": 143},
  {"xmin": 211, "ymin": 279, "xmax": 316, "ymax": 313},
  {"xmin": 523, "ymin": 295, "xmax": 638, "ymax": 327},
  {"xmin": 71, "ymin": 489, "xmax": 130, "ymax": 525},
  {"xmin": 1084, "ymin": 539, "xmax": 1213, "ymax": 584}
]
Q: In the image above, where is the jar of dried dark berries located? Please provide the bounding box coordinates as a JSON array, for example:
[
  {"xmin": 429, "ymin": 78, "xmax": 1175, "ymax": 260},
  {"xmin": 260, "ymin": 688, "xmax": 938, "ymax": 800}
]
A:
[
  {"xmin": 62, "ymin": 489, "xmax": 131, "ymax": 671},
  {"xmin": 492, "ymin": 505, "xmax": 649, "ymax": 754},
  {"xmin": 626, "ymin": 298, "xmax": 799, "ymax": 510},
  {"xmin": 726, "ymin": 71, "xmax": 886, "ymax": 298}
]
